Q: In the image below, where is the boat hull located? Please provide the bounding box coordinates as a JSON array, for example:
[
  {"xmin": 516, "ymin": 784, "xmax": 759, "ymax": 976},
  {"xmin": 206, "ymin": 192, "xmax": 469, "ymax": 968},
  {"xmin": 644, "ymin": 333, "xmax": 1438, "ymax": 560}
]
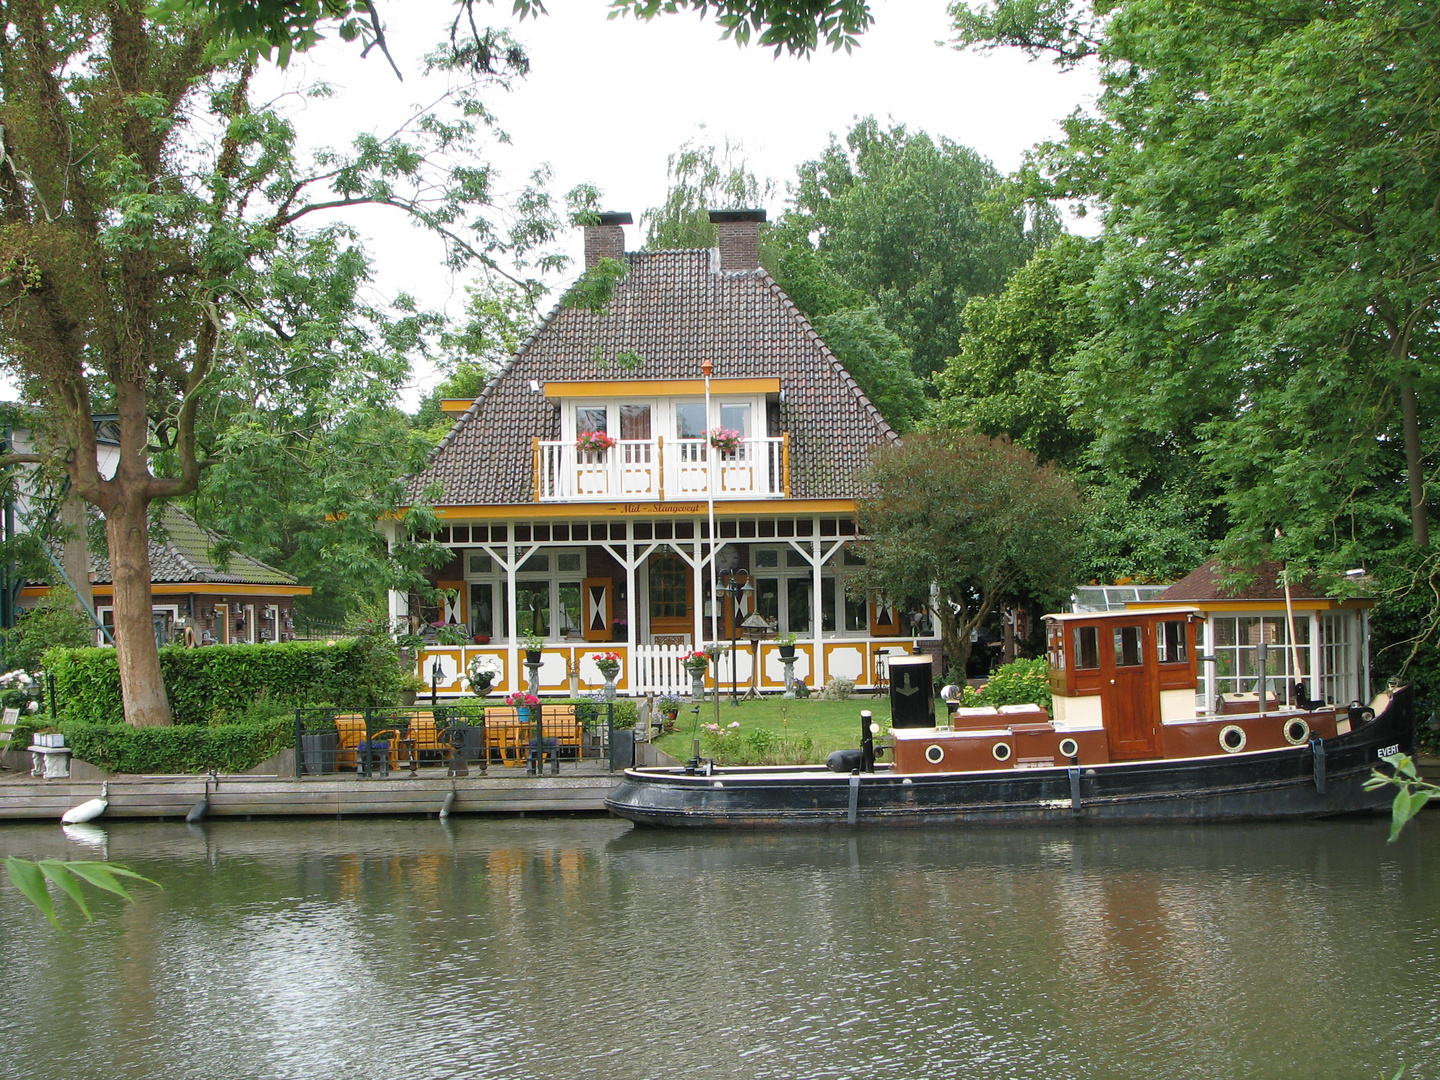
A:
[{"xmin": 605, "ymin": 687, "xmax": 1415, "ymax": 828}]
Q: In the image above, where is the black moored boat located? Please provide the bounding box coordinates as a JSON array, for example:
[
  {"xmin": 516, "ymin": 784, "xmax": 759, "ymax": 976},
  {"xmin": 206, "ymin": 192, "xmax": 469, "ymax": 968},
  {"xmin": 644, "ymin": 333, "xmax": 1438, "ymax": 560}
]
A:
[{"xmin": 606, "ymin": 606, "xmax": 1415, "ymax": 828}]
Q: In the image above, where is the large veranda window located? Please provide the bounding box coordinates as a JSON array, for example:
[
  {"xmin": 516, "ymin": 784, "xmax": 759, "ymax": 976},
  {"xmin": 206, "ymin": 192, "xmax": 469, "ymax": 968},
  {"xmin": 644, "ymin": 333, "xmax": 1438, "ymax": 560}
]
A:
[
  {"xmin": 465, "ymin": 549, "xmax": 585, "ymax": 642},
  {"xmin": 750, "ymin": 544, "xmax": 868, "ymax": 637}
]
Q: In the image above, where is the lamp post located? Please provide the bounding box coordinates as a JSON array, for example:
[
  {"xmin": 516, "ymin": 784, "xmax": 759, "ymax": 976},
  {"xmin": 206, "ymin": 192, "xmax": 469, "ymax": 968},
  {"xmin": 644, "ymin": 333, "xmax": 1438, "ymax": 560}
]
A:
[
  {"xmin": 717, "ymin": 568, "xmax": 754, "ymax": 706},
  {"xmin": 430, "ymin": 654, "xmax": 443, "ymax": 706}
]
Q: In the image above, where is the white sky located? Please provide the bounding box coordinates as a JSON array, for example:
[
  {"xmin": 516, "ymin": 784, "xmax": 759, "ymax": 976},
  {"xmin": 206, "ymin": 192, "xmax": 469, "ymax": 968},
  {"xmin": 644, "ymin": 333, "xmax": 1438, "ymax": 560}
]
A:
[{"xmin": 255, "ymin": 0, "xmax": 1101, "ymax": 407}]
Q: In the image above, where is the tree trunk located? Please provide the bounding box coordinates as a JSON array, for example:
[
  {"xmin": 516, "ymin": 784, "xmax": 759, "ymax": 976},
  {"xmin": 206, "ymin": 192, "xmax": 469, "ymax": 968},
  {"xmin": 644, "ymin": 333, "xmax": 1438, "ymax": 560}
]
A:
[
  {"xmin": 105, "ymin": 496, "xmax": 171, "ymax": 727},
  {"xmin": 59, "ymin": 493, "xmax": 95, "ymax": 618},
  {"xmin": 1400, "ymin": 375, "xmax": 1428, "ymax": 548},
  {"xmin": 937, "ymin": 602, "xmax": 971, "ymax": 681}
]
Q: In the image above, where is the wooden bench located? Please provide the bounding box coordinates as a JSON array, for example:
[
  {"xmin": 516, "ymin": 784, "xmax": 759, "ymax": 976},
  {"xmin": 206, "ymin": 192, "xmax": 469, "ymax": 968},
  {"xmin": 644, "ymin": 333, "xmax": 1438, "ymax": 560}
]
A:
[
  {"xmin": 482, "ymin": 705, "xmax": 585, "ymax": 768},
  {"xmin": 334, "ymin": 713, "xmax": 401, "ymax": 772}
]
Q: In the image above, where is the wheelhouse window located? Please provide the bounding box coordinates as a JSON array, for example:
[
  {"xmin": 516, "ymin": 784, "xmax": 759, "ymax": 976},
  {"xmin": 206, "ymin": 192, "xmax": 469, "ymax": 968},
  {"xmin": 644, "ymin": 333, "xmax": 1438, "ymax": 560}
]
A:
[
  {"xmin": 1157, "ymin": 620, "xmax": 1187, "ymax": 664},
  {"xmin": 1203, "ymin": 616, "xmax": 1309, "ymax": 698},
  {"xmin": 1072, "ymin": 625, "xmax": 1100, "ymax": 669},
  {"xmin": 1114, "ymin": 625, "xmax": 1144, "ymax": 667}
]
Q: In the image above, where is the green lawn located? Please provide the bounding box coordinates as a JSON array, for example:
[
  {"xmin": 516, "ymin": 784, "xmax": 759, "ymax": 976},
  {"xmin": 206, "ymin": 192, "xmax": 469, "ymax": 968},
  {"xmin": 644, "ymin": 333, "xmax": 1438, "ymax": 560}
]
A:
[{"xmin": 652, "ymin": 695, "xmax": 892, "ymax": 764}]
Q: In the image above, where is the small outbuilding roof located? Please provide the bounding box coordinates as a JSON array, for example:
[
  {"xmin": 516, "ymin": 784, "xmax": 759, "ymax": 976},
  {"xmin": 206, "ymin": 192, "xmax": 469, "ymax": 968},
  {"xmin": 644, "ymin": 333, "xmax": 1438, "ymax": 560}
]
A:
[
  {"xmin": 1147, "ymin": 559, "xmax": 1368, "ymax": 605},
  {"xmin": 90, "ymin": 505, "xmax": 299, "ymax": 587}
]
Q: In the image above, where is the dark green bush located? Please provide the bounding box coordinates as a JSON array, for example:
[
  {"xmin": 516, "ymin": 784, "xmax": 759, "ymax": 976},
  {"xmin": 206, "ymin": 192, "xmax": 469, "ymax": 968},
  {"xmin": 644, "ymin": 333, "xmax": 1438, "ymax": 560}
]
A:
[
  {"xmin": 47, "ymin": 633, "xmax": 401, "ymax": 725},
  {"xmin": 4, "ymin": 587, "xmax": 93, "ymax": 671},
  {"xmin": 60, "ymin": 717, "xmax": 291, "ymax": 774},
  {"xmin": 963, "ymin": 657, "xmax": 1053, "ymax": 711}
]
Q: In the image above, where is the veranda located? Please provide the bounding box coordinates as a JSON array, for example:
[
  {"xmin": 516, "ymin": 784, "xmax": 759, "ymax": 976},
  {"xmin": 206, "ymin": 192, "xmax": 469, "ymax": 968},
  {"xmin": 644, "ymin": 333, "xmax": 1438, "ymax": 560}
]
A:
[{"xmin": 393, "ymin": 511, "xmax": 921, "ymax": 699}]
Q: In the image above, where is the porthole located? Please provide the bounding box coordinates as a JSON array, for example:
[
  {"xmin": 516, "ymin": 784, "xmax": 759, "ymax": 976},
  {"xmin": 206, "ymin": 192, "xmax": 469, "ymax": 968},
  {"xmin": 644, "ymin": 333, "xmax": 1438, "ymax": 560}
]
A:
[
  {"xmin": 1284, "ymin": 718, "xmax": 1310, "ymax": 746},
  {"xmin": 1219, "ymin": 725, "xmax": 1247, "ymax": 753},
  {"xmin": 924, "ymin": 744, "xmax": 945, "ymax": 764},
  {"xmin": 992, "ymin": 742, "xmax": 1013, "ymax": 762},
  {"xmin": 1058, "ymin": 737, "xmax": 1080, "ymax": 759}
]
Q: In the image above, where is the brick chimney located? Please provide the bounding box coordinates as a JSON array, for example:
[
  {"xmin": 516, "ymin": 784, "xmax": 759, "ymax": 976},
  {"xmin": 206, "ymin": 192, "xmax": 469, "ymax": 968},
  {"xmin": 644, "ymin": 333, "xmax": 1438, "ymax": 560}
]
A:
[
  {"xmin": 709, "ymin": 208, "xmax": 767, "ymax": 272},
  {"xmin": 583, "ymin": 212, "xmax": 631, "ymax": 268}
]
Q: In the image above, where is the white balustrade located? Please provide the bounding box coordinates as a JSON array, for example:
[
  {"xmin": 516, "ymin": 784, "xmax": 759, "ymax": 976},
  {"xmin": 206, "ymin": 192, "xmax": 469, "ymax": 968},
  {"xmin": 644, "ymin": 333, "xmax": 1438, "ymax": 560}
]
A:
[
  {"xmin": 630, "ymin": 644, "xmax": 692, "ymax": 695},
  {"xmin": 536, "ymin": 437, "xmax": 785, "ymax": 501}
]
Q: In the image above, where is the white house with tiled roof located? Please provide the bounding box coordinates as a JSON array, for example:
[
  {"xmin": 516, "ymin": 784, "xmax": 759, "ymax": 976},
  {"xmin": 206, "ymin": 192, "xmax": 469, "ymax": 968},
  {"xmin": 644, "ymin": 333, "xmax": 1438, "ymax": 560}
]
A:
[{"xmin": 396, "ymin": 210, "xmax": 920, "ymax": 698}]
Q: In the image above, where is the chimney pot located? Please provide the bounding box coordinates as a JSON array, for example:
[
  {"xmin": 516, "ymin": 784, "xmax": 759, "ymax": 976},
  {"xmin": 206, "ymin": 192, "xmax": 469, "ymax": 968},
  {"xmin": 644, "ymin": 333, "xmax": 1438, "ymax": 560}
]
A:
[
  {"xmin": 583, "ymin": 212, "xmax": 632, "ymax": 269},
  {"xmin": 708, "ymin": 208, "xmax": 766, "ymax": 272}
]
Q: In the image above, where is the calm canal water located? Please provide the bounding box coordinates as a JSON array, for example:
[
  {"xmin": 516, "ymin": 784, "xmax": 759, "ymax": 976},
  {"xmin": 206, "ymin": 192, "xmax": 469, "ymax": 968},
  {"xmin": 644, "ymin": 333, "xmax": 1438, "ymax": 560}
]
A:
[{"xmin": 0, "ymin": 815, "xmax": 1437, "ymax": 1079}]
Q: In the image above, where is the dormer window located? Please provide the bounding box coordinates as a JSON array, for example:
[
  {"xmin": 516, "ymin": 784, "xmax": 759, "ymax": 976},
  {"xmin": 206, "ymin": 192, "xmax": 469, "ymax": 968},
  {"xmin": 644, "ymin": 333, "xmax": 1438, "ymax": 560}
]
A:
[{"xmin": 537, "ymin": 379, "xmax": 787, "ymax": 501}]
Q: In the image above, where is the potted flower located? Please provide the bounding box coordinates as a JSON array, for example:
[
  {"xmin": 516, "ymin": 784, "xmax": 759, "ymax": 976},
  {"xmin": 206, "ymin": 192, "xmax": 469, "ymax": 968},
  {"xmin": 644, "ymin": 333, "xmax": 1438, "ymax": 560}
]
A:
[
  {"xmin": 466, "ymin": 654, "xmax": 502, "ymax": 696},
  {"xmin": 707, "ymin": 427, "xmax": 741, "ymax": 457},
  {"xmin": 398, "ymin": 672, "xmax": 428, "ymax": 707},
  {"xmin": 656, "ymin": 695, "xmax": 682, "ymax": 732},
  {"xmin": 681, "ymin": 650, "xmax": 709, "ymax": 675},
  {"xmin": 522, "ymin": 632, "xmax": 545, "ymax": 664},
  {"xmin": 777, "ymin": 632, "xmax": 798, "ymax": 660},
  {"xmin": 506, "ymin": 690, "xmax": 540, "ymax": 722},
  {"xmin": 576, "ymin": 430, "xmax": 617, "ymax": 455},
  {"xmin": 592, "ymin": 651, "xmax": 622, "ymax": 680}
]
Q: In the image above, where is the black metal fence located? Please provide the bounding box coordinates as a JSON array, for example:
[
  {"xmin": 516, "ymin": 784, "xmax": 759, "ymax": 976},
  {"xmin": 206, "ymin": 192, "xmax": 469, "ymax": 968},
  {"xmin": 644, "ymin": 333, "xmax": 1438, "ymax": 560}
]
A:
[{"xmin": 293, "ymin": 702, "xmax": 621, "ymax": 778}]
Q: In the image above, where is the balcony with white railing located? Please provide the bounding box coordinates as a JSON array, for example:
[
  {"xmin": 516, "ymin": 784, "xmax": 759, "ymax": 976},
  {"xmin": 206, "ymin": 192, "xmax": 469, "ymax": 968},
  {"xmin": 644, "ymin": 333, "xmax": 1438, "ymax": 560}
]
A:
[{"xmin": 535, "ymin": 435, "xmax": 789, "ymax": 502}]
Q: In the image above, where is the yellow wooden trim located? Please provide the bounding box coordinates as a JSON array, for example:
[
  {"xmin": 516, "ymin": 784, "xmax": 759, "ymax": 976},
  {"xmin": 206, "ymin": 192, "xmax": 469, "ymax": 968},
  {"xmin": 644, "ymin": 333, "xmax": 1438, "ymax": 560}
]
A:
[
  {"xmin": 543, "ymin": 378, "xmax": 780, "ymax": 398},
  {"xmin": 1127, "ymin": 598, "xmax": 1372, "ymax": 612},
  {"xmin": 440, "ymin": 398, "xmax": 476, "ymax": 413},
  {"xmin": 433, "ymin": 499, "xmax": 859, "ymax": 520},
  {"xmin": 782, "ymin": 431, "xmax": 791, "ymax": 497},
  {"xmin": 34, "ymin": 582, "xmax": 312, "ymax": 599}
]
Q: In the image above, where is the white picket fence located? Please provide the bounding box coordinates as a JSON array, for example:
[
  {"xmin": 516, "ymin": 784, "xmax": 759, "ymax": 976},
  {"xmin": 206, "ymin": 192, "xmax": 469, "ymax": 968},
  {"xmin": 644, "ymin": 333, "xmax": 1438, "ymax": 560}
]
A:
[{"xmin": 631, "ymin": 644, "xmax": 692, "ymax": 695}]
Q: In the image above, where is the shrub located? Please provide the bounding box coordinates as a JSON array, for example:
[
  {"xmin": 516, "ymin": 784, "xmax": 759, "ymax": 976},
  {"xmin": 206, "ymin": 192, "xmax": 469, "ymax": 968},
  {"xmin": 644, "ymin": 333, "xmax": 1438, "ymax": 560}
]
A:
[
  {"xmin": 60, "ymin": 716, "xmax": 291, "ymax": 774},
  {"xmin": 47, "ymin": 634, "xmax": 402, "ymax": 725},
  {"xmin": 965, "ymin": 657, "xmax": 1052, "ymax": 711},
  {"xmin": 700, "ymin": 721, "xmax": 814, "ymax": 765},
  {"xmin": 821, "ymin": 676, "xmax": 855, "ymax": 700},
  {"xmin": 3, "ymin": 587, "xmax": 93, "ymax": 672}
]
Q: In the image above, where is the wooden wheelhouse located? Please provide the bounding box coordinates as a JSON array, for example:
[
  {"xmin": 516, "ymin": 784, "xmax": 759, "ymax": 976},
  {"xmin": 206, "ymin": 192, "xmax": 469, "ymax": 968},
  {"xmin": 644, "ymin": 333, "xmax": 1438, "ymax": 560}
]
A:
[{"xmin": 892, "ymin": 606, "xmax": 1350, "ymax": 776}]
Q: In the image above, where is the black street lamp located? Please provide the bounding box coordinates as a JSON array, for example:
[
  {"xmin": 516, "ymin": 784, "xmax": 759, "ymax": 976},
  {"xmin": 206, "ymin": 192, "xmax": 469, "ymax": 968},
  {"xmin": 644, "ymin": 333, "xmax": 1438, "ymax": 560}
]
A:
[{"xmin": 717, "ymin": 568, "xmax": 754, "ymax": 706}]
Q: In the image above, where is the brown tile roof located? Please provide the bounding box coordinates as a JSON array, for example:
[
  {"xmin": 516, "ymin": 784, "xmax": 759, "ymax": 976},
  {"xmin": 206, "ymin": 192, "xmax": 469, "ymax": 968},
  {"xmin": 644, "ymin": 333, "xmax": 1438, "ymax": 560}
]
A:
[
  {"xmin": 409, "ymin": 249, "xmax": 900, "ymax": 506},
  {"xmin": 1155, "ymin": 560, "xmax": 1325, "ymax": 602},
  {"xmin": 89, "ymin": 505, "xmax": 300, "ymax": 587}
]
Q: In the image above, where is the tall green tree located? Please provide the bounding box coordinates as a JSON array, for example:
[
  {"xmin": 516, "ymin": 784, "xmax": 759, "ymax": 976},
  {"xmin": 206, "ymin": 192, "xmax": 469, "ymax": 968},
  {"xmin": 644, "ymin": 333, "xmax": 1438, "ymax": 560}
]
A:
[
  {"xmin": 0, "ymin": 2, "xmax": 568, "ymax": 725},
  {"xmin": 853, "ymin": 430, "xmax": 1084, "ymax": 676},
  {"xmin": 770, "ymin": 117, "xmax": 1046, "ymax": 380},
  {"xmin": 809, "ymin": 307, "xmax": 929, "ymax": 432},
  {"xmin": 641, "ymin": 138, "xmax": 777, "ymax": 251},
  {"xmin": 935, "ymin": 235, "xmax": 1099, "ymax": 467},
  {"xmin": 952, "ymin": 0, "xmax": 1440, "ymax": 570}
]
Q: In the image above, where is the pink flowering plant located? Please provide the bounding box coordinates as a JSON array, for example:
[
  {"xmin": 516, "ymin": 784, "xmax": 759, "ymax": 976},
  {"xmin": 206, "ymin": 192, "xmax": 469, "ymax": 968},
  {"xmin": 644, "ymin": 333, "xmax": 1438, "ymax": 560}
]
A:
[
  {"xmin": 505, "ymin": 691, "xmax": 539, "ymax": 708},
  {"xmin": 707, "ymin": 427, "xmax": 741, "ymax": 455},
  {"xmin": 576, "ymin": 430, "xmax": 616, "ymax": 454}
]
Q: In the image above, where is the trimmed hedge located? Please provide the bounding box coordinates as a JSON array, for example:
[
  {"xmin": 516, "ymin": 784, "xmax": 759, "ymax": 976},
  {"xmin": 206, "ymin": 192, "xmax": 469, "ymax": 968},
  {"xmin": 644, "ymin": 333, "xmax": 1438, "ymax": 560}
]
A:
[
  {"xmin": 46, "ymin": 637, "xmax": 400, "ymax": 725},
  {"xmin": 59, "ymin": 718, "xmax": 291, "ymax": 774}
]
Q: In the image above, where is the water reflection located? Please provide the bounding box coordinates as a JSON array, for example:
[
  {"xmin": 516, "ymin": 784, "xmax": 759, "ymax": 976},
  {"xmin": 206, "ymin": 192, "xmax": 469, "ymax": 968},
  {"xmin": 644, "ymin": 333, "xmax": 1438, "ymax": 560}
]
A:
[{"xmin": 0, "ymin": 817, "xmax": 1436, "ymax": 1079}]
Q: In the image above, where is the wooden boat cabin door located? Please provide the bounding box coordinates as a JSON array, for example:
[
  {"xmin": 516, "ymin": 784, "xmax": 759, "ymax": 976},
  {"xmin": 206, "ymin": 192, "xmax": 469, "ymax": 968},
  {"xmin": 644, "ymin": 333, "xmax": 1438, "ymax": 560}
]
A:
[{"xmin": 1102, "ymin": 622, "xmax": 1158, "ymax": 759}]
